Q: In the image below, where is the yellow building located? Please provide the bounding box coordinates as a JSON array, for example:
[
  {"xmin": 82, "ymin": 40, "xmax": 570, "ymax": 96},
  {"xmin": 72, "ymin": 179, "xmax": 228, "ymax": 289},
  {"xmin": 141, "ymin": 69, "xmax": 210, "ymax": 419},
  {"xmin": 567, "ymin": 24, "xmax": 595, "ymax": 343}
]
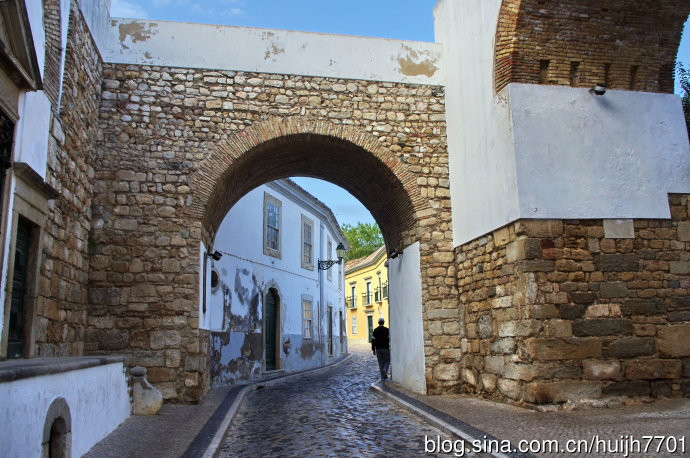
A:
[{"xmin": 344, "ymin": 246, "xmax": 389, "ymax": 345}]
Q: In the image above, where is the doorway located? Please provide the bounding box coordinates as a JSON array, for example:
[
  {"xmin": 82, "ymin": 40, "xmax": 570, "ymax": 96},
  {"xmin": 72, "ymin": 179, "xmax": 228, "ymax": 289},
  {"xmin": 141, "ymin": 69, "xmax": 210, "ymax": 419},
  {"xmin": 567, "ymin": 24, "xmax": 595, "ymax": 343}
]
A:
[
  {"xmin": 8, "ymin": 219, "xmax": 31, "ymax": 358},
  {"xmin": 327, "ymin": 305, "xmax": 333, "ymax": 356},
  {"xmin": 264, "ymin": 289, "xmax": 279, "ymax": 371},
  {"xmin": 367, "ymin": 315, "xmax": 374, "ymax": 343}
]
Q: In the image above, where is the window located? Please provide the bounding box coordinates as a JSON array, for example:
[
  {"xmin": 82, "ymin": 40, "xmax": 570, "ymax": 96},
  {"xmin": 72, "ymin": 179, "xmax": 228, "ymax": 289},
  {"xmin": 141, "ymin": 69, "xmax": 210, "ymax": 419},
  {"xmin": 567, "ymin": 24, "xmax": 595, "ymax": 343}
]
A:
[
  {"xmin": 263, "ymin": 193, "xmax": 281, "ymax": 258},
  {"xmin": 375, "ymin": 273, "xmax": 382, "ymax": 302},
  {"xmin": 327, "ymin": 238, "xmax": 333, "ymax": 281},
  {"xmin": 338, "ymin": 261, "xmax": 342, "ymax": 290},
  {"xmin": 351, "ymin": 316, "xmax": 357, "ymax": 334},
  {"xmin": 302, "ymin": 296, "xmax": 313, "ymax": 339},
  {"xmin": 301, "ymin": 215, "xmax": 313, "ymax": 270},
  {"xmin": 347, "ymin": 283, "xmax": 356, "ymax": 308},
  {"xmin": 363, "ymin": 279, "xmax": 372, "ymax": 305}
]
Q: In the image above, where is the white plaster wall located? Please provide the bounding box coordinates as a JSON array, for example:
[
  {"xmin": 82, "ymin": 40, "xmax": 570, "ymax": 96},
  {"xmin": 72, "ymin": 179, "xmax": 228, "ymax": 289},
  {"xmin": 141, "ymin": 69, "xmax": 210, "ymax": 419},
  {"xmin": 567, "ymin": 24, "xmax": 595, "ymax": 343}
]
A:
[
  {"xmin": 102, "ymin": 19, "xmax": 442, "ymax": 85},
  {"xmin": 13, "ymin": 91, "xmax": 51, "ymax": 178},
  {"xmin": 0, "ymin": 363, "xmax": 130, "ymax": 458},
  {"xmin": 204, "ymin": 181, "xmax": 345, "ymax": 348},
  {"xmin": 434, "ymin": 0, "xmax": 520, "ymax": 246},
  {"xmin": 510, "ymin": 84, "xmax": 690, "ymax": 219},
  {"xmin": 25, "ymin": 0, "xmax": 46, "ymax": 78},
  {"xmin": 389, "ymin": 242, "xmax": 426, "ymax": 393},
  {"xmin": 0, "ymin": 180, "xmax": 16, "ymax": 340},
  {"xmin": 77, "ymin": 0, "xmax": 112, "ymax": 53}
]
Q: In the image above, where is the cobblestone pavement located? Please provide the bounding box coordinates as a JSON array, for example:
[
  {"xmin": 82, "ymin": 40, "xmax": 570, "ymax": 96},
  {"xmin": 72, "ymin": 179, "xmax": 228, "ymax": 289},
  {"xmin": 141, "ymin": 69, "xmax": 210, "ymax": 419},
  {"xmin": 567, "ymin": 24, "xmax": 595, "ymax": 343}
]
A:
[{"xmin": 219, "ymin": 344, "xmax": 445, "ymax": 457}]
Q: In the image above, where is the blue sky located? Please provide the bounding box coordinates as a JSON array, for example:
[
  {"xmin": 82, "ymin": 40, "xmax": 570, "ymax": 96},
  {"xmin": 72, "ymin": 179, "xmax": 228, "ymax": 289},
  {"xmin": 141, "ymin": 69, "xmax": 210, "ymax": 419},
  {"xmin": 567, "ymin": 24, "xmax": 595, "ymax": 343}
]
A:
[{"xmin": 110, "ymin": 0, "xmax": 690, "ymax": 227}]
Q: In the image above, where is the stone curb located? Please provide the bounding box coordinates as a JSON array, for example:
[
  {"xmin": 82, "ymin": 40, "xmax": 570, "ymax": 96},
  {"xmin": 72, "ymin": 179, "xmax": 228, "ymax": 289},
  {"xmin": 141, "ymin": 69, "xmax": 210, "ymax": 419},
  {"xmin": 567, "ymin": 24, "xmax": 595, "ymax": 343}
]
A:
[
  {"xmin": 201, "ymin": 353, "xmax": 353, "ymax": 458},
  {"xmin": 370, "ymin": 382, "xmax": 534, "ymax": 458}
]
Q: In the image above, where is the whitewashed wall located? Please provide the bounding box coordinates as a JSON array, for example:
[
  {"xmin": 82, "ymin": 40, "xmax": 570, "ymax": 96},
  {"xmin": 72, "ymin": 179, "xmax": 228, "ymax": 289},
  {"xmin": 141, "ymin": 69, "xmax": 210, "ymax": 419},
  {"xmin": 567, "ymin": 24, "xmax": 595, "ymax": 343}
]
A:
[
  {"xmin": 435, "ymin": 0, "xmax": 690, "ymax": 246},
  {"xmin": 388, "ymin": 242, "xmax": 426, "ymax": 393},
  {"xmin": 0, "ymin": 363, "xmax": 130, "ymax": 458},
  {"xmin": 102, "ymin": 19, "xmax": 442, "ymax": 85},
  {"xmin": 201, "ymin": 180, "xmax": 346, "ymax": 385}
]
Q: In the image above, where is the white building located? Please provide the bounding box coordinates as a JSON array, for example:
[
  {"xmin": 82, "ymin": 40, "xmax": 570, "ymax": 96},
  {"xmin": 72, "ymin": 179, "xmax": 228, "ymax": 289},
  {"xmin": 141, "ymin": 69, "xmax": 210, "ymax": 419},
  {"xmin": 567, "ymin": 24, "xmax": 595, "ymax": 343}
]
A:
[{"xmin": 200, "ymin": 179, "xmax": 348, "ymax": 386}]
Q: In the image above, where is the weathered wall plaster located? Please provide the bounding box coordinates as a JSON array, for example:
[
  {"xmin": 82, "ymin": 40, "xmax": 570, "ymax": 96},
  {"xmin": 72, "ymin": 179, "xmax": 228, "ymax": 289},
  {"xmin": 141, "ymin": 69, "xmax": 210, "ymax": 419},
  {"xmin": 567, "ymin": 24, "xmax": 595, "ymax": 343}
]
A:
[
  {"xmin": 0, "ymin": 362, "xmax": 130, "ymax": 458},
  {"xmin": 389, "ymin": 242, "xmax": 426, "ymax": 393},
  {"xmin": 203, "ymin": 181, "xmax": 346, "ymax": 385},
  {"xmin": 103, "ymin": 19, "xmax": 443, "ymax": 85}
]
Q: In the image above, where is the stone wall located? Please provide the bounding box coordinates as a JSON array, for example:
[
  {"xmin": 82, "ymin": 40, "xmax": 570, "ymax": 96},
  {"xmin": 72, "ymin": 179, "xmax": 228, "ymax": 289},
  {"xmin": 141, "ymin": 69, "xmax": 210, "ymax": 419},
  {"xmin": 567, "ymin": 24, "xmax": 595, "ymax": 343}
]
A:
[
  {"xmin": 35, "ymin": 3, "xmax": 103, "ymax": 356},
  {"xmin": 495, "ymin": 0, "xmax": 690, "ymax": 93},
  {"xmin": 454, "ymin": 195, "xmax": 690, "ymax": 405},
  {"xmin": 93, "ymin": 65, "xmax": 453, "ymax": 401}
]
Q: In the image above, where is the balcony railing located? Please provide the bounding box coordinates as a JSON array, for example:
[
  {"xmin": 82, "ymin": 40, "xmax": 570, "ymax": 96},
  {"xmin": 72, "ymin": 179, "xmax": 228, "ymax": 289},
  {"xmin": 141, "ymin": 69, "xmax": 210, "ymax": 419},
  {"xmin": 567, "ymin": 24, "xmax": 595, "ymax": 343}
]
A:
[
  {"xmin": 362, "ymin": 292, "xmax": 373, "ymax": 306},
  {"xmin": 374, "ymin": 282, "xmax": 389, "ymax": 302},
  {"xmin": 346, "ymin": 296, "xmax": 357, "ymax": 308}
]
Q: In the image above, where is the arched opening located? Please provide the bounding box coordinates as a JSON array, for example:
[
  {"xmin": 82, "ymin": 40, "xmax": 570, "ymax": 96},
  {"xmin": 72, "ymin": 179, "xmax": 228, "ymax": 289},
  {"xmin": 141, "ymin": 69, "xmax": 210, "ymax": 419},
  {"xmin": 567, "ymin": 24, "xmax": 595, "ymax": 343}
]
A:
[
  {"xmin": 191, "ymin": 119, "xmax": 453, "ymax": 395},
  {"xmin": 42, "ymin": 398, "xmax": 71, "ymax": 458}
]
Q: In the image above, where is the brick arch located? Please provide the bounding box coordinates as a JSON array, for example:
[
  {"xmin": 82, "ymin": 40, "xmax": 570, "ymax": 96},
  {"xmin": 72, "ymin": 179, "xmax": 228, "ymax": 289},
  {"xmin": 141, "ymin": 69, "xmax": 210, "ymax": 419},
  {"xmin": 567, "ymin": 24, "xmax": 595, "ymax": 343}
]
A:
[
  {"xmin": 189, "ymin": 118, "xmax": 429, "ymax": 250},
  {"xmin": 495, "ymin": 0, "xmax": 690, "ymax": 93}
]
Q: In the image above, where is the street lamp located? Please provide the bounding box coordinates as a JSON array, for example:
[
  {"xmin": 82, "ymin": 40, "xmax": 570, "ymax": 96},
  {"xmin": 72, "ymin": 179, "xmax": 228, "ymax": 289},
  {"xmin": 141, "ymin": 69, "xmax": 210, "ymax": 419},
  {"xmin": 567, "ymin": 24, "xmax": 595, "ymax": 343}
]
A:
[{"xmin": 318, "ymin": 242, "xmax": 347, "ymax": 270}]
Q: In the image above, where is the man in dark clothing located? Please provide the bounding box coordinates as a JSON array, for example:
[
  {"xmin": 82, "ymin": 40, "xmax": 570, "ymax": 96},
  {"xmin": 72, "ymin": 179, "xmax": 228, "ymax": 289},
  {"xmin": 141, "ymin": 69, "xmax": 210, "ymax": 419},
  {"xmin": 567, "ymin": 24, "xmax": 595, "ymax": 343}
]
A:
[{"xmin": 371, "ymin": 317, "xmax": 390, "ymax": 380}]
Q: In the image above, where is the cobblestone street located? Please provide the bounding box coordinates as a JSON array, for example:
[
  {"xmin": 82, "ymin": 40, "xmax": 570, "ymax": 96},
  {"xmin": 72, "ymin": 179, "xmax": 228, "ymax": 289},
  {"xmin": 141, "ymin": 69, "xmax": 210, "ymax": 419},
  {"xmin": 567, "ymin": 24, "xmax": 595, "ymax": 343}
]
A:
[{"xmin": 219, "ymin": 344, "xmax": 444, "ymax": 457}]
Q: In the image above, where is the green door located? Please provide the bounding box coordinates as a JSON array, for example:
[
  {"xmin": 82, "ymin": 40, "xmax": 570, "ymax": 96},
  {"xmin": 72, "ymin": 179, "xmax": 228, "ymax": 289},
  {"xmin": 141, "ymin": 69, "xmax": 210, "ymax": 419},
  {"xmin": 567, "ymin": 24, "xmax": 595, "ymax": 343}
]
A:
[
  {"xmin": 265, "ymin": 290, "xmax": 278, "ymax": 370},
  {"xmin": 8, "ymin": 220, "xmax": 31, "ymax": 358},
  {"xmin": 367, "ymin": 315, "xmax": 374, "ymax": 343}
]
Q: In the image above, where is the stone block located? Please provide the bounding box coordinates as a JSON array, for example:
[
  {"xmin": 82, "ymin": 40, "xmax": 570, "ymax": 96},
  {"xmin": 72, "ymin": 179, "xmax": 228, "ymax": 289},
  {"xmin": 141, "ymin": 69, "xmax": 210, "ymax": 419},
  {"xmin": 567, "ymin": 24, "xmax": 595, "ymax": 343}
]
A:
[
  {"xmin": 426, "ymin": 309, "xmax": 459, "ymax": 320},
  {"xmin": 624, "ymin": 359, "xmax": 682, "ymax": 380},
  {"xmin": 670, "ymin": 262, "xmax": 690, "ymax": 275},
  {"xmin": 606, "ymin": 337, "xmax": 655, "ymax": 358},
  {"xmin": 571, "ymin": 292, "xmax": 597, "ymax": 304},
  {"xmin": 484, "ymin": 356, "xmax": 505, "ymax": 374},
  {"xmin": 477, "ymin": 314, "xmax": 493, "ymax": 339},
  {"xmin": 572, "ymin": 318, "xmax": 633, "ymax": 337},
  {"xmin": 150, "ymin": 330, "xmax": 182, "ymax": 350},
  {"xmin": 602, "ymin": 380, "xmax": 650, "ymax": 396},
  {"xmin": 598, "ymin": 254, "xmax": 639, "ymax": 272},
  {"xmin": 497, "ymin": 378, "xmax": 521, "ymax": 400},
  {"xmin": 603, "ymin": 219, "xmax": 635, "ymax": 239},
  {"xmin": 620, "ymin": 299, "xmax": 667, "ymax": 316},
  {"xmin": 677, "ymin": 221, "xmax": 690, "ymax": 241},
  {"xmin": 99, "ymin": 330, "xmax": 129, "ymax": 350},
  {"xmin": 528, "ymin": 337, "xmax": 602, "ymax": 360},
  {"xmin": 516, "ymin": 260, "xmax": 554, "ymax": 272},
  {"xmin": 525, "ymin": 304, "xmax": 559, "ymax": 319},
  {"xmin": 506, "ymin": 238, "xmax": 541, "ymax": 263},
  {"xmin": 490, "ymin": 338, "xmax": 516, "ymax": 354},
  {"xmin": 493, "ymin": 226, "xmax": 511, "ymax": 247},
  {"xmin": 543, "ymin": 319, "xmax": 572, "ymax": 337},
  {"xmin": 599, "ymin": 282, "xmax": 628, "ymax": 298},
  {"xmin": 515, "ymin": 220, "xmax": 564, "ymax": 238},
  {"xmin": 147, "ymin": 367, "xmax": 178, "ymax": 382},
  {"xmin": 503, "ymin": 363, "xmax": 536, "ymax": 381},
  {"xmin": 683, "ymin": 358, "xmax": 690, "ymax": 377},
  {"xmin": 434, "ymin": 363, "xmax": 460, "ymax": 381},
  {"xmin": 583, "ymin": 360, "xmax": 621, "ymax": 380},
  {"xmin": 651, "ymin": 381, "xmax": 672, "ymax": 397},
  {"xmin": 558, "ymin": 304, "xmax": 586, "ymax": 320},
  {"xmin": 657, "ymin": 324, "xmax": 690, "ymax": 357},
  {"xmin": 668, "ymin": 311, "xmax": 690, "ymax": 322},
  {"xmin": 498, "ymin": 320, "xmax": 540, "ymax": 337},
  {"xmin": 481, "ymin": 373, "xmax": 497, "ymax": 392},
  {"xmin": 524, "ymin": 381, "xmax": 601, "ymax": 404}
]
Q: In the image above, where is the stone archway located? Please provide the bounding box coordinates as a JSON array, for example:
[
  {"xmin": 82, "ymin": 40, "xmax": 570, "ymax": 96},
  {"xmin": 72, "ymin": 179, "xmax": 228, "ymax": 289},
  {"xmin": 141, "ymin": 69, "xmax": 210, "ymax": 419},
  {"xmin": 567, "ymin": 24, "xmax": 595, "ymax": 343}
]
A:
[
  {"xmin": 188, "ymin": 117, "xmax": 430, "ymax": 252},
  {"xmin": 191, "ymin": 118, "xmax": 456, "ymax": 395}
]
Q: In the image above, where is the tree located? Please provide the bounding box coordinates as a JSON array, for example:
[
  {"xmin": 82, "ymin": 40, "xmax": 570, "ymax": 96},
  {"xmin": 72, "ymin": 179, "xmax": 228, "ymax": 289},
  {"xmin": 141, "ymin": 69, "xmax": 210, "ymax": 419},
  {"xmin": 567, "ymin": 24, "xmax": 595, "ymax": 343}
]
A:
[
  {"xmin": 679, "ymin": 62, "xmax": 690, "ymax": 139},
  {"xmin": 341, "ymin": 222, "xmax": 383, "ymax": 261}
]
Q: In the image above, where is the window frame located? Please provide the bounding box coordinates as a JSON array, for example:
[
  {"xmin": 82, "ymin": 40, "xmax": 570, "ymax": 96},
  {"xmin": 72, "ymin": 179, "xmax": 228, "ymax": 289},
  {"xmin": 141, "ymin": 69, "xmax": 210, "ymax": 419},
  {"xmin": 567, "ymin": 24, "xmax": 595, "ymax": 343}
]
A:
[
  {"xmin": 302, "ymin": 295, "xmax": 313, "ymax": 340},
  {"xmin": 300, "ymin": 214, "xmax": 314, "ymax": 270},
  {"xmin": 263, "ymin": 192, "xmax": 282, "ymax": 258},
  {"xmin": 351, "ymin": 316, "xmax": 357, "ymax": 335}
]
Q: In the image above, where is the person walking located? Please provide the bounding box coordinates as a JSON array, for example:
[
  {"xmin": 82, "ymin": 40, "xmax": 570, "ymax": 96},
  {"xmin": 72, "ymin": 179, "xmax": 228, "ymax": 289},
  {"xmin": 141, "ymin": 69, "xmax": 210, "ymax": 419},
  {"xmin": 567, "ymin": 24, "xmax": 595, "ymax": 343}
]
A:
[{"xmin": 371, "ymin": 317, "xmax": 390, "ymax": 381}]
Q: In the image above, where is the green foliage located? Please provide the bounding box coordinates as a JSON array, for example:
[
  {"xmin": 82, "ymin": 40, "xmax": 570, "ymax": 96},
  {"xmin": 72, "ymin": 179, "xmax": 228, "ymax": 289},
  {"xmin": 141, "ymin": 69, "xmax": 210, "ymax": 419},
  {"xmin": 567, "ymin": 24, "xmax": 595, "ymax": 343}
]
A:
[
  {"xmin": 679, "ymin": 62, "xmax": 690, "ymax": 139},
  {"xmin": 341, "ymin": 222, "xmax": 383, "ymax": 261}
]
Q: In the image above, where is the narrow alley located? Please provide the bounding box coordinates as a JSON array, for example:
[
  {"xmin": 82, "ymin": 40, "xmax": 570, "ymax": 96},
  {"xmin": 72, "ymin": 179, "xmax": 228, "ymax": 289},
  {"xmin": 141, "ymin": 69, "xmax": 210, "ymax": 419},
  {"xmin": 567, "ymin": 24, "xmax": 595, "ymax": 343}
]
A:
[{"xmin": 219, "ymin": 345, "xmax": 444, "ymax": 456}]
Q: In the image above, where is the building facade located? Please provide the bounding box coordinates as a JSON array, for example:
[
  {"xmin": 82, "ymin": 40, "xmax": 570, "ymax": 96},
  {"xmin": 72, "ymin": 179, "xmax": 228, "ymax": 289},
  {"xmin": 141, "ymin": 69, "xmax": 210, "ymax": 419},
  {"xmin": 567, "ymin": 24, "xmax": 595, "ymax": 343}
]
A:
[
  {"xmin": 345, "ymin": 246, "xmax": 390, "ymax": 346},
  {"xmin": 201, "ymin": 179, "xmax": 347, "ymax": 386}
]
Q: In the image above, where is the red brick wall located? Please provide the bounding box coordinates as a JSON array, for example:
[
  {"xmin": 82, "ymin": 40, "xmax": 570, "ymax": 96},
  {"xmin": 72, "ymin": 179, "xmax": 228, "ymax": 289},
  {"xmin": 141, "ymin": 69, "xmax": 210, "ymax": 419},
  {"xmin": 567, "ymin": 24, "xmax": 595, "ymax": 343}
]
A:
[{"xmin": 495, "ymin": 0, "xmax": 690, "ymax": 93}]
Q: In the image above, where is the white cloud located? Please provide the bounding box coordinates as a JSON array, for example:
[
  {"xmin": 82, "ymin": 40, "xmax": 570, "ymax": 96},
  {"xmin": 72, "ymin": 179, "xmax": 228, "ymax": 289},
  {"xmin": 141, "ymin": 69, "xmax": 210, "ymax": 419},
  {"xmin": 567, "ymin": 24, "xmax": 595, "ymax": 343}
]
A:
[
  {"xmin": 110, "ymin": 0, "xmax": 148, "ymax": 18},
  {"xmin": 223, "ymin": 7, "xmax": 245, "ymax": 16}
]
